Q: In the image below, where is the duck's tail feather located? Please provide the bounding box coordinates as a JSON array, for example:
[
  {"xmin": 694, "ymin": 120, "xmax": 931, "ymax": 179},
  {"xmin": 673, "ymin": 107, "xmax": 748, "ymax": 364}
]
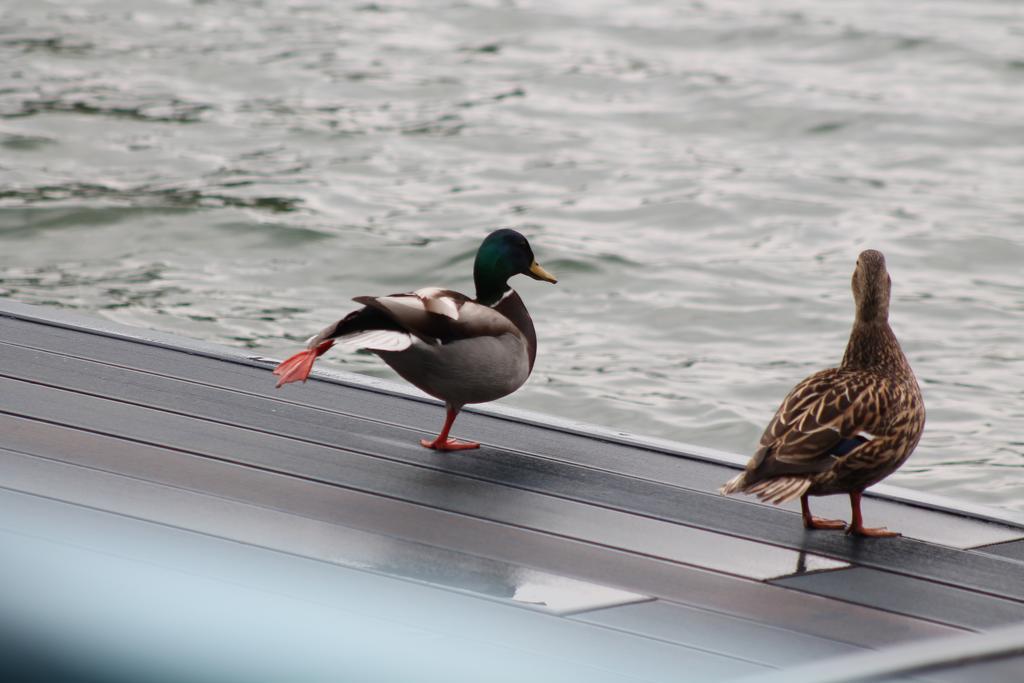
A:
[
  {"xmin": 720, "ymin": 471, "xmax": 812, "ymax": 505},
  {"xmin": 719, "ymin": 472, "xmax": 748, "ymax": 496},
  {"xmin": 745, "ymin": 476, "xmax": 812, "ymax": 505}
]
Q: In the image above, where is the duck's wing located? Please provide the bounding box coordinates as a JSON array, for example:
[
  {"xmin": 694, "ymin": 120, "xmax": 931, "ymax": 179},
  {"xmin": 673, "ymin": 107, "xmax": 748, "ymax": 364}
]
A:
[
  {"xmin": 273, "ymin": 287, "xmax": 515, "ymax": 388},
  {"xmin": 745, "ymin": 368, "xmax": 887, "ymax": 482},
  {"xmin": 355, "ymin": 287, "xmax": 517, "ymax": 345}
]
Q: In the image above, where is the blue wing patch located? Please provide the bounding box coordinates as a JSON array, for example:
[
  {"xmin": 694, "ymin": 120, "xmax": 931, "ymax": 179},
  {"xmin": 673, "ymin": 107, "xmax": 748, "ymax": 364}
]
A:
[{"xmin": 831, "ymin": 434, "xmax": 869, "ymax": 457}]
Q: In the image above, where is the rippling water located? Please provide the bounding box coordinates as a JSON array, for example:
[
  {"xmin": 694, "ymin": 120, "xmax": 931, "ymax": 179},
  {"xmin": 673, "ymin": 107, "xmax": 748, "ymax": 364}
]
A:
[{"xmin": 1, "ymin": 0, "xmax": 1022, "ymax": 510}]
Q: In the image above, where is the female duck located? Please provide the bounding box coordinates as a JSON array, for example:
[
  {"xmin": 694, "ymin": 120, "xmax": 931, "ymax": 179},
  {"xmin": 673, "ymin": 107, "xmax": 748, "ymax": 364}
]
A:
[
  {"xmin": 721, "ymin": 250, "xmax": 925, "ymax": 537},
  {"xmin": 274, "ymin": 229, "xmax": 557, "ymax": 450}
]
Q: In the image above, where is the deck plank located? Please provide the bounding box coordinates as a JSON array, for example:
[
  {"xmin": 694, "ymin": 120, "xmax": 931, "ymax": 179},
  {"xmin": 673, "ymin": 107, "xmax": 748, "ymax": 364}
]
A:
[
  {"xmin": 0, "ymin": 450, "xmax": 931, "ymax": 671},
  {"xmin": 573, "ymin": 600, "xmax": 861, "ymax": 667},
  {"xmin": 0, "ymin": 487, "xmax": 764, "ymax": 683},
  {"xmin": 0, "ymin": 315, "xmax": 1018, "ymax": 551},
  {"xmin": 0, "ymin": 302, "xmax": 1018, "ymax": 682},
  {"xmin": 0, "ymin": 374, "xmax": 846, "ymax": 582},
  {"xmin": 923, "ymin": 655, "xmax": 1024, "ymax": 683},
  {"xmin": 973, "ymin": 539, "xmax": 1024, "ymax": 563},
  {"xmin": 0, "ymin": 413, "xmax": 960, "ymax": 651},
  {"xmin": 1, "ymin": 336, "xmax": 1023, "ymax": 604},
  {"xmin": 773, "ymin": 567, "xmax": 1024, "ymax": 630}
]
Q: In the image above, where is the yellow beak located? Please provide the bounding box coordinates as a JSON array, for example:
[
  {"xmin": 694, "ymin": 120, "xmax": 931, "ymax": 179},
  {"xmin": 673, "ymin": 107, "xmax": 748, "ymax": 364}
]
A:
[{"xmin": 528, "ymin": 260, "xmax": 558, "ymax": 284}]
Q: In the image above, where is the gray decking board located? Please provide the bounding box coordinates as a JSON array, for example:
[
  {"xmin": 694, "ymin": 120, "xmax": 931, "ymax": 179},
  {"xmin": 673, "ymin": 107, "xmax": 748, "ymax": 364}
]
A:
[
  {"xmin": 0, "ymin": 481, "xmax": 789, "ymax": 675},
  {"xmin": 1, "ymin": 300, "xmax": 1022, "ymax": 682},
  {"xmin": 0, "ymin": 349, "xmax": 1001, "ymax": 596},
  {"xmin": 919, "ymin": 655, "xmax": 1024, "ymax": 683},
  {"xmin": 975, "ymin": 539, "xmax": 1024, "ymax": 563},
  {"xmin": 0, "ymin": 420, "xmax": 956, "ymax": 656},
  {"xmin": 0, "ymin": 375, "xmax": 850, "ymax": 582},
  {"xmin": 773, "ymin": 566, "xmax": 1024, "ymax": 630},
  {"xmin": 1, "ymin": 314, "xmax": 1018, "ymax": 553},
  {"xmin": 0, "ymin": 441, "xmax": 648, "ymax": 616},
  {"xmin": 573, "ymin": 600, "xmax": 862, "ymax": 668},
  {"xmin": 0, "ymin": 438, "xmax": 940, "ymax": 670},
  {"xmin": 2, "ymin": 337, "xmax": 1023, "ymax": 607},
  {"xmin": 739, "ymin": 621, "xmax": 1024, "ymax": 683},
  {"xmin": 0, "ymin": 489, "xmax": 766, "ymax": 683},
  {"xmin": 0, "ymin": 369, "xmax": 964, "ymax": 646},
  {"xmin": 0, "ymin": 467, "xmax": 763, "ymax": 680}
]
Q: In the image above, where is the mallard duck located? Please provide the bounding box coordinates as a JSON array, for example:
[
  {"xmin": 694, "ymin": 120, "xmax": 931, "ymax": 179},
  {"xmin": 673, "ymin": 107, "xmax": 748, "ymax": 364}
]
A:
[
  {"xmin": 721, "ymin": 250, "xmax": 925, "ymax": 537},
  {"xmin": 273, "ymin": 229, "xmax": 557, "ymax": 450}
]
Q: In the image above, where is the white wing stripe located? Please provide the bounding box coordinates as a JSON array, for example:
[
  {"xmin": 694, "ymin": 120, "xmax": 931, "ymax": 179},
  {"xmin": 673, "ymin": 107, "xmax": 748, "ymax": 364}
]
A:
[
  {"xmin": 335, "ymin": 330, "xmax": 413, "ymax": 352},
  {"xmin": 379, "ymin": 290, "xmax": 460, "ymax": 320},
  {"xmin": 415, "ymin": 287, "xmax": 460, "ymax": 320},
  {"xmin": 422, "ymin": 295, "xmax": 459, "ymax": 320},
  {"xmin": 378, "ymin": 295, "xmax": 426, "ymax": 311}
]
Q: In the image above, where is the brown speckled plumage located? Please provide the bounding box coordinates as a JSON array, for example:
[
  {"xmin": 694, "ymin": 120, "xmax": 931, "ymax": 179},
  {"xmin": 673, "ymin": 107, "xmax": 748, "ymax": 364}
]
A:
[{"xmin": 721, "ymin": 250, "xmax": 925, "ymax": 537}]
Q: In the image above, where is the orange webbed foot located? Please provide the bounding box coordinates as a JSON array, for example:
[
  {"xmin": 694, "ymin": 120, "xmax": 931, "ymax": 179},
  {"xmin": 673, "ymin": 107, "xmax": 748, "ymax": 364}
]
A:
[
  {"xmin": 420, "ymin": 438, "xmax": 481, "ymax": 451},
  {"xmin": 273, "ymin": 340, "xmax": 334, "ymax": 388},
  {"xmin": 804, "ymin": 516, "xmax": 848, "ymax": 531}
]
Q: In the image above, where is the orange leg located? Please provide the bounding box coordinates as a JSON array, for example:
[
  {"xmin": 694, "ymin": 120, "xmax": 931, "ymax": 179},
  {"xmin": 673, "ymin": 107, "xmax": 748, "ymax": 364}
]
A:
[
  {"xmin": 273, "ymin": 340, "xmax": 334, "ymax": 388},
  {"xmin": 801, "ymin": 494, "xmax": 847, "ymax": 531},
  {"xmin": 847, "ymin": 491, "xmax": 900, "ymax": 537},
  {"xmin": 421, "ymin": 407, "xmax": 480, "ymax": 451}
]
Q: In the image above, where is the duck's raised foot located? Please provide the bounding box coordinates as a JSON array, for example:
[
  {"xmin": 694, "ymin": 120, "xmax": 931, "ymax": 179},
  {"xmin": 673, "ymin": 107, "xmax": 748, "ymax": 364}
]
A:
[
  {"xmin": 804, "ymin": 516, "xmax": 848, "ymax": 531},
  {"xmin": 273, "ymin": 340, "xmax": 335, "ymax": 388},
  {"xmin": 420, "ymin": 438, "xmax": 481, "ymax": 451},
  {"xmin": 848, "ymin": 525, "xmax": 900, "ymax": 538}
]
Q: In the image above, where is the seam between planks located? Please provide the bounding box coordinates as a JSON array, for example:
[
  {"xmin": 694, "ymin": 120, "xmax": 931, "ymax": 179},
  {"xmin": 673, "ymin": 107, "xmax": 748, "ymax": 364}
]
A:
[
  {"xmin": 0, "ymin": 487, "xmax": 771, "ymax": 676},
  {"xmin": 5, "ymin": 309, "xmax": 1021, "ymax": 533},
  {"xmin": 2, "ymin": 337, "xmax": 1013, "ymax": 556},
  {"xmin": 0, "ymin": 364, "xmax": 847, "ymax": 559},
  {"xmin": 1, "ymin": 365, "xmax": 1022, "ymax": 605},
  {"xmin": 0, "ymin": 450, "xmax": 959, "ymax": 654},
  {"xmin": 0, "ymin": 336, "xmax": 739, "ymax": 496},
  {"xmin": 767, "ymin": 575, "xmax": 986, "ymax": 635},
  {"xmin": 0, "ymin": 403, "xmax": 812, "ymax": 585}
]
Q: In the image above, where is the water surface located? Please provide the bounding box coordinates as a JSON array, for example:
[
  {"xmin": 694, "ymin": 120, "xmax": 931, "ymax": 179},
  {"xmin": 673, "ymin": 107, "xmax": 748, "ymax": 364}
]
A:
[{"xmin": 1, "ymin": 0, "xmax": 1022, "ymax": 510}]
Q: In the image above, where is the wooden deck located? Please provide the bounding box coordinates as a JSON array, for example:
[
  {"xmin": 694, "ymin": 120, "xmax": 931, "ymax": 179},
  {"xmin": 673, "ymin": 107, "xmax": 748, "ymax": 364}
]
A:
[{"xmin": 1, "ymin": 297, "xmax": 1023, "ymax": 682}]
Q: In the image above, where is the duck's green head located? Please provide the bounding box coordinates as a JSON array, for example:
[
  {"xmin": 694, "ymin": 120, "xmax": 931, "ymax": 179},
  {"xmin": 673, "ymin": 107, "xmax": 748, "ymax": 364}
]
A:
[{"xmin": 473, "ymin": 229, "xmax": 557, "ymax": 305}]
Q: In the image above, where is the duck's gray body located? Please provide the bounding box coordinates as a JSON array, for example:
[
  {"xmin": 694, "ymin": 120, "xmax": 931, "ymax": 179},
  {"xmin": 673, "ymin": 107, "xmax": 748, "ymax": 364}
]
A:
[
  {"xmin": 377, "ymin": 291, "xmax": 535, "ymax": 407},
  {"xmin": 274, "ymin": 228, "xmax": 556, "ymax": 450},
  {"xmin": 310, "ymin": 287, "xmax": 539, "ymax": 410}
]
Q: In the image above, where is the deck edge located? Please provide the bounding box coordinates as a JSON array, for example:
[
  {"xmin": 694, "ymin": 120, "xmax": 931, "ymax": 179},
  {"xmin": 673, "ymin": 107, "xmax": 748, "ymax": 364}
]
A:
[{"xmin": 3, "ymin": 296, "xmax": 1021, "ymax": 530}]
